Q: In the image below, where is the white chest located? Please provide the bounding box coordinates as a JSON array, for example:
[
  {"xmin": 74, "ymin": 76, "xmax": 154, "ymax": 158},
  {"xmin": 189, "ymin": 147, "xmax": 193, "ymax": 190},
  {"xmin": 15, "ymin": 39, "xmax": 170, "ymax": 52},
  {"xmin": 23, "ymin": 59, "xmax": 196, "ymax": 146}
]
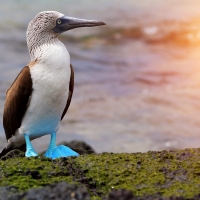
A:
[{"xmin": 19, "ymin": 43, "xmax": 71, "ymax": 136}]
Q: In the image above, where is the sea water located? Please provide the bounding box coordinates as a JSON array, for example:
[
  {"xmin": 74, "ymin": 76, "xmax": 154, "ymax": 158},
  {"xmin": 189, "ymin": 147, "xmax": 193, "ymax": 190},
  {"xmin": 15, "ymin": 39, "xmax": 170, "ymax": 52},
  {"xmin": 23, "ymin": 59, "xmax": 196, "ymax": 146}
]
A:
[{"xmin": 1, "ymin": 0, "xmax": 200, "ymax": 152}]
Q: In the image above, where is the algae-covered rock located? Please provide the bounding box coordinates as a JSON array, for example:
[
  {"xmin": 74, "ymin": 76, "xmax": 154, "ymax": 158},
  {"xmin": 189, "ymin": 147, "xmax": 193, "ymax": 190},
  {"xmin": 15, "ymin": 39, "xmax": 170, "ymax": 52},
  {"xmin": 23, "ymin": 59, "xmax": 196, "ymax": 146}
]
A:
[{"xmin": 1, "ymin": 148, "xmax": 200, "ymax": 199}]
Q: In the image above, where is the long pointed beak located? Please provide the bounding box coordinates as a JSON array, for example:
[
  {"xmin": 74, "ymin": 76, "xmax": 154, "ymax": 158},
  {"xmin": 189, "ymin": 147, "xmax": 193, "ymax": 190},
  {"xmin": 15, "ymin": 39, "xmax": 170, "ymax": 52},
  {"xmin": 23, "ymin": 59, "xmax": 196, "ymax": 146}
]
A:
[{"xmin": 53, "ymin": 16, "xmax": 106, "ymax": 34}]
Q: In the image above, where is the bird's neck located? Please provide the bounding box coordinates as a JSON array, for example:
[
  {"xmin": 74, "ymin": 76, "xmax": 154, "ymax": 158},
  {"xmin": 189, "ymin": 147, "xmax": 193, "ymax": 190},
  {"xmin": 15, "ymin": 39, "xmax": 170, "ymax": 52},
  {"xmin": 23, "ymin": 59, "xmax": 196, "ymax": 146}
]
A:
[
  {"xmin": 27, "ymin": 36, "xmax": 70, "ymax": 69},
  {"xmin": 27, "ymin": 32, "xmax": 61, "ymax": 61}
]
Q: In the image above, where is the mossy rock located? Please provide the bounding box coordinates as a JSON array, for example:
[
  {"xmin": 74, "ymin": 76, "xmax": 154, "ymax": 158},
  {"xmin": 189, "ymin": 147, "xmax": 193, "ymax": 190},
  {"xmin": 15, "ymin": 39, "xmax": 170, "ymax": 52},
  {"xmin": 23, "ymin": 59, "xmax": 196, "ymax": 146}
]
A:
[{"xmin": 1, "ymin": 148, "xmax": 200, "ymax": 199}]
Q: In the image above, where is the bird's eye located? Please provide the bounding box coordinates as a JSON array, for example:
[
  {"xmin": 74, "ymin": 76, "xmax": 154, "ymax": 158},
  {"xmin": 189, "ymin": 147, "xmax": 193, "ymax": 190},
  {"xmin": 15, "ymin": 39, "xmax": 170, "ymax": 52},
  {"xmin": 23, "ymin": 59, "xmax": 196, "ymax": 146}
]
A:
[{"xmin": 57, "ymin": 19, "xmax": 62, "ymax": 24}]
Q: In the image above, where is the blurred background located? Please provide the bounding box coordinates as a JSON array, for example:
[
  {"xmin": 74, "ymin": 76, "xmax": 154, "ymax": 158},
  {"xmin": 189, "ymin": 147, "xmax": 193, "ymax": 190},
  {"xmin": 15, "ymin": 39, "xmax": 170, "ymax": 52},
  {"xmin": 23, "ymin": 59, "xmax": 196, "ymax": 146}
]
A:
[{"xmin": 1, "ymin": 0, "xmax": 200, "ymax": 153}]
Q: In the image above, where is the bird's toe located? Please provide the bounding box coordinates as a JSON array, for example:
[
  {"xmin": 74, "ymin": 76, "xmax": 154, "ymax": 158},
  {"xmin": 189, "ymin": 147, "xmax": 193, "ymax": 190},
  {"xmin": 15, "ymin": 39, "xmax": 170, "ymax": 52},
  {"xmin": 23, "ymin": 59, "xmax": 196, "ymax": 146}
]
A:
[
  {"xmin": 25, "ymin": 149, "xmax": 38, "ymax": 157},
  {"xmin": 44, "ymin": 145, "xmax": 79, "ymax": 159}
]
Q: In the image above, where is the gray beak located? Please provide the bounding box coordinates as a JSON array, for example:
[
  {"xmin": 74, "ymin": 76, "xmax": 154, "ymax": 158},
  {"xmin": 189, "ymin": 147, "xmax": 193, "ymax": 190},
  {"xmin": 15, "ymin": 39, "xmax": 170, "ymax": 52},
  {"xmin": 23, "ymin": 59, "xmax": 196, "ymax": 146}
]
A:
[{"xmin": 53, "ymin": 16, "xmax": 106, "ymax": 33}]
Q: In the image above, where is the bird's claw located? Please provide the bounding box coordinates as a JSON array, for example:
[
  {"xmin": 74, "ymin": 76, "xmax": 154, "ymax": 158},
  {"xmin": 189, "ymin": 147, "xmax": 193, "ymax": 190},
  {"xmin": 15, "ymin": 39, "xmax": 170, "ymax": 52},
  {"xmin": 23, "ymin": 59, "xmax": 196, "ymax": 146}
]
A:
[{"xmin": 25, "ymin": 148, "xmax": 38, "ymax": 157}]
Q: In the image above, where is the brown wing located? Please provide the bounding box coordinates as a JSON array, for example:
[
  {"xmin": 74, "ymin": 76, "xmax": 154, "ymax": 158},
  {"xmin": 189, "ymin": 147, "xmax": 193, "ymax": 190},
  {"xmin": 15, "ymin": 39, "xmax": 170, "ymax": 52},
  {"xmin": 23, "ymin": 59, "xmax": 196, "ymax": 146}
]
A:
[
  {"xmin": 61, "ymin": 64, "xmax": 74, "ymax": 120},
  {"xmin": 3, "ymin": 66, "xmax": 32, "ymax": 140}
]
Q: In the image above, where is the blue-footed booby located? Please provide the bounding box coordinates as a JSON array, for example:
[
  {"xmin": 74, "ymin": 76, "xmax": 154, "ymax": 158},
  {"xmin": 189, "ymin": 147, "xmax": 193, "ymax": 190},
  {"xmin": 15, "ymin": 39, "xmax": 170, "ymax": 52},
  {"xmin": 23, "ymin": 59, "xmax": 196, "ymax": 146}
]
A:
[{"xmin": 0, "ymin": 11, "xmax": 105, "ymax": 159}]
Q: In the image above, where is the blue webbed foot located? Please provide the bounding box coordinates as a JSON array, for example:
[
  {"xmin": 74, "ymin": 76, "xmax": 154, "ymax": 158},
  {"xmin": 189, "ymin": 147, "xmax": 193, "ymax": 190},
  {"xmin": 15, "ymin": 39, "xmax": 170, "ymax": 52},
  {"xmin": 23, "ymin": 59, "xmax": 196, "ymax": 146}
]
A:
[
  {"xmin": 44, "ymin": 132, "xmax": 79, "ymax": 159},
  {"xmin": 24, "ymin": 134, "xmax": 38, "ymax": 157},
  {"xmin": 25, "ymin": 149, "xmax": 38, "ymax": 157},
  {"xmin": 44, "ymin": 145, "xmax": 79, "ymax": 159}
]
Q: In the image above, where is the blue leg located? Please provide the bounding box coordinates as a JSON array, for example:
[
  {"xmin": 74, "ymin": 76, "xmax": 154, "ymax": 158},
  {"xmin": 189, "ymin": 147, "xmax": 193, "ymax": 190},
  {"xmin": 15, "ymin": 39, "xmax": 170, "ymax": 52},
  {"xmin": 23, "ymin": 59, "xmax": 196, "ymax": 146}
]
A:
[
  {"xmin": 24, "ymin": 134, "xmax": 38, "ymax": 157},
  {"xmin": 44, "ymin": 132, "xmax": 79, "ymax": 159}
]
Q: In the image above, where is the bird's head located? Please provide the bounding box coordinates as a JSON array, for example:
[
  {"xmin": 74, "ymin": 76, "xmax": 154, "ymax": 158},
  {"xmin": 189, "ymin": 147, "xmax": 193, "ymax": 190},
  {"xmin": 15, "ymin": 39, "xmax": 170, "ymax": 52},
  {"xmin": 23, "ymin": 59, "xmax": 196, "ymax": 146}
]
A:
[{"xmin": 27, "ymin": 11, "xmax": 105, "ymax": 58}]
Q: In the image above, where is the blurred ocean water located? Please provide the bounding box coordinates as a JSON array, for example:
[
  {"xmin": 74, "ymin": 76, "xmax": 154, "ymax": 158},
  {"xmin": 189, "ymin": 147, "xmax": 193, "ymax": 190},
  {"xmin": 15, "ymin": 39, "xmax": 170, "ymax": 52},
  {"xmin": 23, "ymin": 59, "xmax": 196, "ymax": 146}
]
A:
[{"xmin": 1, "ymin": 0, "xmax": 200, "ymax": 152}]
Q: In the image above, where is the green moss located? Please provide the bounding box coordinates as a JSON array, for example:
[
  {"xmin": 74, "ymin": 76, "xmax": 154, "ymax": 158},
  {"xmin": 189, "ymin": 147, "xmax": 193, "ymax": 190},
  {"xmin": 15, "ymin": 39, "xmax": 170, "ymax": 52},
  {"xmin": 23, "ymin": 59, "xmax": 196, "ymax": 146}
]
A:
[
  {"xmin": 1, "ymin": 148, "xmax": 200, "ymax": 198},
  {"xmin": 0, "ymin": 156, "xmax": 73, "ymax": 191},
  {"xmin": 73, "ymin": 149, "xmax": 200, "ymax": 198}
]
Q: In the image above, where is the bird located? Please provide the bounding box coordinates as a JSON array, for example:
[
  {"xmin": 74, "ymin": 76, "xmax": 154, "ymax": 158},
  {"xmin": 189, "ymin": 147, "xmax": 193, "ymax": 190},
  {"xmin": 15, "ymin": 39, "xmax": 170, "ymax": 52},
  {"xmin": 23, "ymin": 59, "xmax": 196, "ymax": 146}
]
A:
[{"xmin": 0, "ymin": 11, "xmax": 105, "ymax": 159}]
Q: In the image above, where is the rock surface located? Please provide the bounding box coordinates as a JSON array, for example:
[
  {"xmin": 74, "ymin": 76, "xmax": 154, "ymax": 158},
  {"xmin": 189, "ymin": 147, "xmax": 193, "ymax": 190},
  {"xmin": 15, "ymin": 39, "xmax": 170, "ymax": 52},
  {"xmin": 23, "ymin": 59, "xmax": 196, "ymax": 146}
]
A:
[
  {"xmin": 0, "ymin": 182, "xmax": 89, "ymax": 200},
  {"xmin": 1, "ymin": 145, "xmax": 200, "ymax": 199}
]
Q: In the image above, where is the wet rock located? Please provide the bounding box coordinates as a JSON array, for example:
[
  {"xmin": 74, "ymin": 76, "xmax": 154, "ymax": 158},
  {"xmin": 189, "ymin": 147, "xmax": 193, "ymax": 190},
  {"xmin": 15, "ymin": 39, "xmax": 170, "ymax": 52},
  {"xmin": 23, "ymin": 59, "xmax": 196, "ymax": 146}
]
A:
[
  {"xmin": 22, "ymin": 181, "xmax": 89, "ymax": 200},
  {"xmin": 0, "ymin": 186, "xmax": 21, "ymax": 200},
  {"xmin": 0, "ymin": 182, "xmax": 90, "ymax": 200},
  {"xmin": 106, "ymin": 189, "xmax": 200, "ymax": 200}
]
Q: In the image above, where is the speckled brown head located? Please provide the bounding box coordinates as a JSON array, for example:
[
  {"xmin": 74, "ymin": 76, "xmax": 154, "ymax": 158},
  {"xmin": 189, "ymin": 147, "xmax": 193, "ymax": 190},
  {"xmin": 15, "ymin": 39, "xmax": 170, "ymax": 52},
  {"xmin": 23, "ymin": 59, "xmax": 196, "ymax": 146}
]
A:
[{"xmin": 26, "ymin": 11, "xmax": 105, "ymax": 59}]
